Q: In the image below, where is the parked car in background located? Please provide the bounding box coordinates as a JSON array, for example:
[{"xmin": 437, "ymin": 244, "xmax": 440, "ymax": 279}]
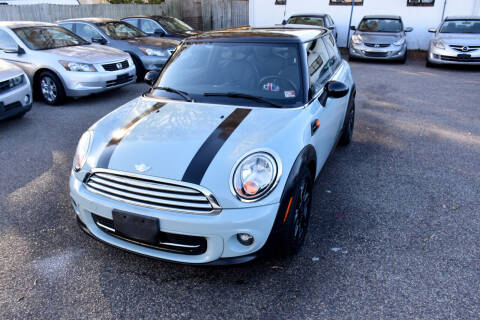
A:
[
  {"xmin": 427, "ymin": 16, "xmax": 480, "ymax": 67},
  {"xmin": 0, "ymin": 21, "xmax": 136, "ymax": 105},
  {"xmin": 0, "ymin": 59, "xmax": 32, "ymax": 120},
  {"xmin": 285, "ymin": 13, "xmax": 338, "ymax": 40},
  {"xmin": 122, "ymin": 15, "xmax": 200, "ymax": 40},
  {"xmin": 349, "ymin": 15, "xmax": 413, "ymax": 63},
  {"xmin": 58, "ymin": 18, "xmax": 179, "ymax": 79},
  {"xmin": 70, "ymin": 26, "xmax": 356, "ymax": 264}
]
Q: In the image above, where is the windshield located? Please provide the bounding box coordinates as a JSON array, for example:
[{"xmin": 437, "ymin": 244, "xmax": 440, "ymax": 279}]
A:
[
  {"xmin": 358, "ymin": 18, "xmax": 403, "ymax": 33},
  {"xmin": 157, "ymin": 17, "xmax": 193, "ymax": 33},
  {"xmin": 152, "ymin": 42, "xmax": 304, "ymax": 108},
  {"xmin": 440, "ymin": 20, "xmax": 480, "ymax": 34},
  {"xmin": 287, "ymin": 16, "xmax": 325, "ymax": 27},
  {"xmin": 13, "ymin": 26, "xmax": 89, "ymax": 50},
  {"xmin": 97, "ymin": 21, "xmax": 147, "ymax": 40}
]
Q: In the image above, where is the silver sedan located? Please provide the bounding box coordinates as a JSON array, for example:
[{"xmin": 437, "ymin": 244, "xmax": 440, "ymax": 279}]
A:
[
  {"xmin": 427, "ymin": 16, "xmax": 480, "ymax": 66},
  {"xmin": 0, "ymin": 59, "xmax": 32, "ymax": 120},
  {"xmin": 0, "ymin": 21, "xmax": 136, "ymax": 105}
]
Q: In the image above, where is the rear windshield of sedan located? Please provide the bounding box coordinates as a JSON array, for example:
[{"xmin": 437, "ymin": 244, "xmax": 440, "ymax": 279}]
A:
[
  {"xmin": 156, "ymin": 17, "xmax": 193, "ymax": 33},
  {"xmin": 97, "ymin": 21, "xmax": 147, "ymax": 40},
  {"xmin": 358, "ymin": 19, "xmax": 403, "ymax": 33},
  {"xmin": 440, "ymin": 20, "xmax": 480, "ymax": 34},
  {"xmin": 13, "ymin": 26, "xmax": 89, "ymax": 50},
  {"xmin": 287, "ymin": 16, "xmax": 325, "ymax": 27},
  {"xmin": 153, "ymin": 42, "xmax": 304, "ymax": 108}
]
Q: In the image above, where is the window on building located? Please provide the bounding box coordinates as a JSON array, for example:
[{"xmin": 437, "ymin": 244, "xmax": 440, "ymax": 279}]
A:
[
  {"xmin": 275, "ymin": 0, "xmax": 286, "ymax": 4},
  {"xmin": 407, "ymin": 0, "xmax": 434, "ymax": 6},
  {"xmin": 329, "ymin": 0, "xmax": 364, "ymax": 6}
]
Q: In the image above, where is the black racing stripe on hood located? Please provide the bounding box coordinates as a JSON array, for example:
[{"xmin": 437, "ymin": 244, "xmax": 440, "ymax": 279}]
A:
[
  {"xmin": 182, "ymin": 108, "xmax": 251, "ymax": 185},
  {"xmin": 96, "ymin": 102, "xmax": 166, "ymax": 168}
]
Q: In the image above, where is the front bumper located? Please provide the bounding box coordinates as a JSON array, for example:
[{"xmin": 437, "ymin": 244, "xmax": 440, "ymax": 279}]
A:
[
  {"xmin": 349, "ymin": 43, "xmax": 406, "ymax": 60},
  {"xmin": 427, "ymin": 46, "xmax": 480, "ymax": 65},
  {"xmin": 0, "ymin": 80, "xmax": 33, "ymax": 120},
  {"xmin": 61, "ymin": 65, "xmax": 136, "ymax": 97},
  {"xmin": 139, "ymin": 55, "xmax": 169, "ymax": 71},
  {"xmin": 69, "ymin": 173, "xmax": 279, "ymax": 264}
]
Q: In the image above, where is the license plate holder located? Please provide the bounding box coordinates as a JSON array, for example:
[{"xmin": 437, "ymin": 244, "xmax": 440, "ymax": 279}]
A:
[
  {"xmin": 112, "ymin": 210, "xmax": 160, "ymax": 244},
  {"xmin": 457, "ymin": 53, "xmax": 471, "ymax": 60}
]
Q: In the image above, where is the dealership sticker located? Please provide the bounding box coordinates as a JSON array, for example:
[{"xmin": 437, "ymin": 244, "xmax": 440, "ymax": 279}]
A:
[{"xmin": 284, "ymin": 90, "xmax": 296, "ymax": 98}]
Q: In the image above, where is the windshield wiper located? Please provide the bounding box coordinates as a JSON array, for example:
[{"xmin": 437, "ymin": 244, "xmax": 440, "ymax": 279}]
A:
[
  {"xmin": 203, "ymin": 92, "xmax": 283, "ymax": 109},
  {"xmin": 153, "ymin": 86, "xmax": 194, "ymax": 102}
]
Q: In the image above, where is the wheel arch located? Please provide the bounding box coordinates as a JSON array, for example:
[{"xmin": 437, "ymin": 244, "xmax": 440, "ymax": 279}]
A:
[{"xmin": 33, "ymin": 68, "xmax": 66, "ymax": 97}]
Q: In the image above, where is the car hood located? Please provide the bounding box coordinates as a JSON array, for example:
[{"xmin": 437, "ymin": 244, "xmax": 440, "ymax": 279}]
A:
[
  {"xmin": 356, "ymin": 31, "xmax": 403, "ymax": 44},
  {"xmin": 124, "ymin": 36, "xmax": 179, "ymax": 49},
  {"xmin": 0, "ymin": 59, "xmax": 24, "ymax": 79},
  {"xmin": 437, "ymin": 33, "xmax": 480, "ymax": 46},
  {"xmin": 86, "ymin": 97, "xmax": 303, "ymax": 208},
  {"xmin": 46, "ymin": 44, "xmax": 128, "ymax": 63}
]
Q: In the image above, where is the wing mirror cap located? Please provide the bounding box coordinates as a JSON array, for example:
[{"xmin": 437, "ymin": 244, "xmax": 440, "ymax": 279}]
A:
[
  {"xmin": 350, "ymin": 26, "xmax": 356, "ymax": 31},
  {"xmin": 405, "ymin": 27, "xmax": 414, "ymax": 32},
  {"xmin": 144, "ymin": 70, "xmax": 160, "ymax": 86},
  {"xmin": 3, "ymin": 45, "xmax": 25, "ymax": 54},
  {"xmin": 325, "ymin": 81, "xmax": 349, "ymax": 99},
  {"xmin": 91, "ymin": 36, "xmax": 107, "ymax": 45},
  {"xmin": 428, "ymin": 28, "xmax": 437, "ymax": 33}
]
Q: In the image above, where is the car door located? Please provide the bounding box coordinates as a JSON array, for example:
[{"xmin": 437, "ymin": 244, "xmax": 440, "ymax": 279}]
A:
[{"xmin": 305, "ymin": 37, "xmax": 342, "ymax": 169}]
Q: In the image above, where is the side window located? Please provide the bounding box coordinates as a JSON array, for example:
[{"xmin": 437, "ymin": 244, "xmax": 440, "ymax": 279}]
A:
[
  {"xmin": 322, "ymin": 36, "xmax": 342, "ymax": 73},
  {"xmin": 306, "ymin": 39, "xmax": 330, "ymax": 95},
  {"xmin": 75, "ymin": 24, "xmax": 102, "ymax": 41},
  {"xmin": 61, "ymin": 23, "xmax": 74, "ymax": 32},
  {"xmin": 140, "ymin": 19, "xmax": 161, "ymax": 34},
  {"xmin": 123, "ymin": 18, "xmax": 139, "ymax": 28},
  {"xmin": 0, "ymin": 30, "xmax": 18, "ymax": 49}
]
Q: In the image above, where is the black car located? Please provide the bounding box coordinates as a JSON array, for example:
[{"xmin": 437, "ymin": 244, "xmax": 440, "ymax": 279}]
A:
[
  {"xmin": 122, "ymin": 16, "xmax": 200, "ymax": 40},
  {"xmin": 285, "ymin": 13, "xmax": 338, "ymax": 41}
]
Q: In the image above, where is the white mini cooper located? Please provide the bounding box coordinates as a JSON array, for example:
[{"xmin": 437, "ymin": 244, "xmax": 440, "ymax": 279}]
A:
[{"xmin": 70, "ymin": 26, "xmax": 356, "ymax": 265}]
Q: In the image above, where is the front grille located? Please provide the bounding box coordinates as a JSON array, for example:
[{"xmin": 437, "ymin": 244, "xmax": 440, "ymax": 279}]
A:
[
  {"xmin": 91, "ymin": 213, "xmax": 207, "ymax": 255},
  {"xmin": 4, "ymin": 101, "xmax": 22, "ymax": 111},
  {"xmin": 441, "ymin": 55, "xmax": 480, "ymax": 62},
  {"xmin": 85, "ymin": 169, "xmax": 221, "ymax": 214},
  {"xmin": 364, "ymin": 43, "xmax": 390, "ymax": 48},
  {"xmin": 105, "ymin": 75, "xmax": 135, "ymax": 87},
  {"xmin": 363, "ymin": 51, "xmax": 389, "ymax": 57},
  {"xmin": 449, "ymin": 45, "xmax": 480, "ymax": 53},
  {"xmin": 102, "ymin": 60, "xmax": 129, "ymax": 71}
]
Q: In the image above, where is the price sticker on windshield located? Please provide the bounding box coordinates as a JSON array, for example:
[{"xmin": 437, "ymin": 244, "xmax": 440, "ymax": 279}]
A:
[{"xmin": 284, "ymin": 90, "xmax": 296, "ymax": 98}]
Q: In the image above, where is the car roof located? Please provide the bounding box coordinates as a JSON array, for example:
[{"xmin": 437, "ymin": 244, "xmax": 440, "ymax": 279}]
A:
[
  {"xmin": 362, "ymin": 15, "xmax": 402, "ymax": 20},
  {"xmin": 445, "ymin": 16, "xmax": 480, "ymax": 21},
  {"xmin": 288, "ymin": 13, "xmax": 328, "ymax": 18},
  {"xmin": 185, "ymin": 26, "xmax": 327, "ymax": 43},
  {"xmin": 58, "ymin": 18, "xmax": 117, "ymax": 24},
  {"xmin": 0, "ymin": 21, "xmax": 57, "ymax": 28},
  {"xmin": 122, "ymin": 15, "xmax": 174, "ymax": 20}
]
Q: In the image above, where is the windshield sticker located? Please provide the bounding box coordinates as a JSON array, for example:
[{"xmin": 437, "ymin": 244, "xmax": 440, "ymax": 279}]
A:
[
  {"xmin": 263, "ymin": 82, "xmax": 280, "ymax": 92},
  {"xmin": 284, "ymin": 90, "xmax": 296, "ymax": 98}
]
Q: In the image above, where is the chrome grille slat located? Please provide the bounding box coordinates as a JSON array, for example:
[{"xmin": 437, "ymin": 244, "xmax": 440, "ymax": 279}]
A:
[{"xmin": 85, "ymin": 169, "xmax": 221, "ymax": 214}]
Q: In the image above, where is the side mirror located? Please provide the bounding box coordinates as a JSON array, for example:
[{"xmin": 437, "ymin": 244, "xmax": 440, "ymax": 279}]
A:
[
  {"xmin": 428, "ymin": 28, "xmax": 436, "ymax": 33},
  {"xmin": 328, "ymin": 26, "xmax": 335, "ymax": 30},
  {"xmin": 326, "ymin": 81, "xmax": 349, "ymax": 98},
  {"xmin": 281, "ymin": 19, "xmax": 287, "ymax": 25},
  {"xmin": 3, "ymin": 45, "xmax": 25, "ymax": 54},
  {"xmin": 91, "ymin": 36, "xmax": 107, "ymax": 45},
  {"xmin": 350, "ymin": 26, "xmax": 356, "ymax": 31},
  {"xmin": 154, "ymin": 28, "xmax": 165, "ymax": 36},
  {"xmin": 144, "ymin": 70, "xmax": 160, "ymax": 86},
  {"xmin": 405, "ymin": 27, "xmax": 413, "ymax": 32}
]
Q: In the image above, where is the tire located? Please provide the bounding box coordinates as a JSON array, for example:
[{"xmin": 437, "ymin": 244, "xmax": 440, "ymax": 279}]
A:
[
  {"xmin": 276, "ymin": 167, "xmax": 313, "ymax": 257},
  {"xmin": 37, "ymin": 71, "xmax": 65, "ymax": 105},
  {"xmin": 131, "ymin": 55, "xmax": 145, "ymax": 82},
  {"xmin": 339, "ymin": 98, "xmax": 355, "ymax": 146},
  {"xmin": 399, "ymin": 53, "xmax": 407, "ymax": 64},
  {"xmin": 426, "ymin": 59, "xmax": 436, "ymax": 68}
]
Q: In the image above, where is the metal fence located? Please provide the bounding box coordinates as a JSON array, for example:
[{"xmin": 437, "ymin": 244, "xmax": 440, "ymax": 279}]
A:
[{"xmin": 0, "ymin": 0, "xmax": 248, "ymax": 31}]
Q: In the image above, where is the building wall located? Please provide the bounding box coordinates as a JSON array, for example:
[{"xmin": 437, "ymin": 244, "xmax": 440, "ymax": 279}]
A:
[{"xmin": 249, "ymin": 0, "xmax": 480, "ymax": 49}]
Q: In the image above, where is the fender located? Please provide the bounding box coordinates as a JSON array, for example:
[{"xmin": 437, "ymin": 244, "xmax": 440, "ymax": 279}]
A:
[{"xmin": 270, "ymin": 145, "xmax": 317, "ymax": 236}]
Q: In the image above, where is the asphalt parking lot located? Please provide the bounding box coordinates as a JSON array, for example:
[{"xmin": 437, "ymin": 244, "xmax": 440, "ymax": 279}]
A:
[{"xmin": 1, "ymin": 61, "xmax": 479, "ymax": 319}]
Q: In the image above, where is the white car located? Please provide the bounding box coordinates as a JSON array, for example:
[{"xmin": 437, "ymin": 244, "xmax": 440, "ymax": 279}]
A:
[
  {"xmin": 0, "ymin": 59, "xmax": 32, "ymax": 120},
  {"xmin": 427, "ymin": 16, "xmax": 480, "ymax": 66},
  {"xmin": 70, "ymin": 27, "xmax": 356, "ymax": 265}
]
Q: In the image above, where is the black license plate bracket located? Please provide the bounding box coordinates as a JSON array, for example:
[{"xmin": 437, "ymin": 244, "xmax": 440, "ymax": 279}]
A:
[{"xmin": 112, "ymin": 210, "xmax": 160, "ymax": 244}]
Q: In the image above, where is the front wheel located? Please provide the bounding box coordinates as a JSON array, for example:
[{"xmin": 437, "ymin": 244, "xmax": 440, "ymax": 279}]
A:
[
  {"xmin": 339, "ymin": 99, "xmax": 355, "ymax": 146},
  {"xmin": 276, "ymin": 167, "xmax": 313, "ymax": 256},
  {"xmin": 37, "ymin": 71, "xmax": 65, "ymax": 105}
]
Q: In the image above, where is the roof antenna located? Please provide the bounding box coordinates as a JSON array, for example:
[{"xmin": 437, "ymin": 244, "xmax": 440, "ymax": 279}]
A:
[{"xmin": 282, "ymin": 0, "xmax": 288, "ymax": 25}]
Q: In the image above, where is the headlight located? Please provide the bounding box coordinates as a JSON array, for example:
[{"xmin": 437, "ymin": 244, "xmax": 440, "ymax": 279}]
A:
[
  {"xmin": 393, "ymin": 37, "xmax": 406, "ymax": 46},
  {"xmin": 432, "ymin": 40, "xmax": 445, "ymax": 50},
  {"xmin": 351, "ymin": 34, "xmax": 363, "ymax": 45},
  {"xmin": 139, "ymin": 47, "xmax": 169, "ymax": 57},
  {"xmin": 73, "ymin": 131, "xmax": 92, "ymax": 172},
  {"xmin": 8, "ymin": 74, "xmax": 23, "ymax": 88},
  {"xmin": 231, "ymin": 152, "xmax": 280, "ymax": 201},
  {"xmin": 59, "ymin": 60, "xmax": 97, "ymax": 72}
]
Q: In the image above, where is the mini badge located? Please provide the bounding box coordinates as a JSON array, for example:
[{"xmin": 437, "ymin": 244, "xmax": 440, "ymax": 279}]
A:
[
  {"xmin": 284, "ymin": 90, "xmax": 296, "ymax": 98},
  {"xmin": 134, "ymin": 163, "xmax": 151, "ymax": 173}
]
